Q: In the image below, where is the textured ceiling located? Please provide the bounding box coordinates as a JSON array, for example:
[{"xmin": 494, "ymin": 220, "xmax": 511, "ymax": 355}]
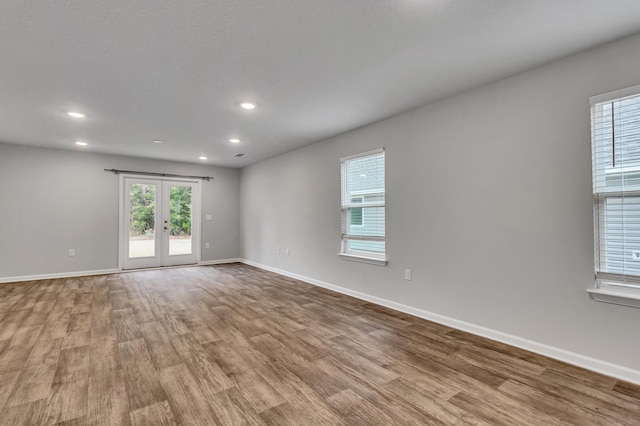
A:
[{"xmin": 2, "ymin": 1, "xmax": 640, "ymax": 167}]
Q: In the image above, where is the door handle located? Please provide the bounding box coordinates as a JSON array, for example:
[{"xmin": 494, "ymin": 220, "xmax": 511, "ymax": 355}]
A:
[{"xmin": 164, "ymin": 226, "xmax": 168, "ymax": 230}]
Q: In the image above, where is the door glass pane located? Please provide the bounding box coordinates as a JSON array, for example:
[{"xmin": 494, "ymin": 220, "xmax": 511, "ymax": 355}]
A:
[
  {"xmin": 129, "ymin": 183, "xmax": 156, "ymax": 258},
  {"xmin": 169, "ymin": 185, "xmax": 192, "ymax": 255}
]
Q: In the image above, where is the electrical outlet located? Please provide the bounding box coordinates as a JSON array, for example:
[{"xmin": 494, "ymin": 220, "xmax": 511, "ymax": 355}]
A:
[
  {"xmin": 205, "ymin": 214, "xmax": 212, "ymax": 220},
  {"xmin": 205, "ymin": 243, "xmax": 210, "ymax": 249},
  {"xmin": 404, "ymin": 269, "xmax": 412, "ymax": 280},
  {"xmin": 68, "ymin": 249, "xmax": 76, "ymax": 257},
  {"xmin": 285, "ymin": 248, "xmax": 290, "ymax": 256},
  {"xmin": 632, "ymin": 251, "xmax": 640, "ymax": 261}
]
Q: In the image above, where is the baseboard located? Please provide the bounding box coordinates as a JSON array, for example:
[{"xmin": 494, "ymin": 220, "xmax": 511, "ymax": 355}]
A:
[
  {"xmin": 240, "ymin": 258, "xmax": 640, "ymax": 386},
  {"xmin": 0, "ymin": 268, "xmax": 121, "ymax": 284},
  {"xmin": 0, "ymin": 258, "xmax": 241, "ymax": 284},
  {"xmin": 199, "ymin": 258, "xmax": 242, "ymax": 265}
]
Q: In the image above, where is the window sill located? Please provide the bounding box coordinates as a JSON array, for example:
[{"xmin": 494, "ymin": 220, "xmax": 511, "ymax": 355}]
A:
[
  {"xmin": 587, "ymin": 288, "xmax": 640, "ymax": 309},
  {"xmin": 338, "ymin": 253, "xmax": 387, "ymax": 266}
]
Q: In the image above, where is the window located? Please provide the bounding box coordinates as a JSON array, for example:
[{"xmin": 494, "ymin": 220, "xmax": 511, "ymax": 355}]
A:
[
  {"xmin": 339, "ymin": 149, "xmax": 386, "ymax": 265},
  {"xmin": 590, "ymin": 84, "xmax": 640, "ymax": 307}
]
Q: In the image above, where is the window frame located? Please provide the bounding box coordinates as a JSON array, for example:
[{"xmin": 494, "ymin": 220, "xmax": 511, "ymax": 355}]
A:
[
  {"xmin": 589, "ymin": 84, "xmax": 640, "ymax": 308},
  {"xmin": 338, "ymin": 148, "xmax": 387, "ymax": 266}
]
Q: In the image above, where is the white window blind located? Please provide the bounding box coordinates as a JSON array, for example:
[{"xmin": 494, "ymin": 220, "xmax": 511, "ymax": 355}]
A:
[
  {"xmin": 340, "ymin": 149, "xmax": 385, "ymax": 261},
  {"xmin": 591, "ymin": 86, "xmax": 640, "ymax": 292}
]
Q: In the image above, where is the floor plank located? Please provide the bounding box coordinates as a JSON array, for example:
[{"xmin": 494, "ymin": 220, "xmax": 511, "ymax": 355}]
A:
[{"xmin": 129, "ymin": 401, "xmax": 176, "ymax": 426}]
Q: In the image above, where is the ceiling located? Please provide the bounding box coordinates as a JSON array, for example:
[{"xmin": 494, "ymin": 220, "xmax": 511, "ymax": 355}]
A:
[{"xmin": 2, "ymin": 1, "xmax": 640, "ymax": 168}]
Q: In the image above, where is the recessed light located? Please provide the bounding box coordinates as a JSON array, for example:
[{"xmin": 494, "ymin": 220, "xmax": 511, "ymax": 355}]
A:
[
  {"xmin": 75, "ymin": 141, "xmax": 88, "ymax": 146},
  {"xmin": 152, "ymin": 139, "xmax": 163, "ymax": 144},
  {"xmin": 68, "ymin": 112, "xmax": 85, "ymax": 118},
  {"xmin": 240, "ymin": 103, "xmax": 256, "ymax": 110},
  {"xmin": 229, "ymin": 138, "xmax": 240, "ymax": 143},
  {"xmin": 199, "ymin": 156, "xmax": 208, "ymax": 160}
]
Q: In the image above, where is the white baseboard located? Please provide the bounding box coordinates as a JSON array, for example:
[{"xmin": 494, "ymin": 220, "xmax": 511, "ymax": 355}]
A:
[
  {"xmin": 199, "ymin": 258, "xmax": 242, "ymax": 265},
  {"xmin": 240, "ymin": 258, "xmax": 640, "ymax": 386},
  {"xmin": 0, "ymin": 268, "xmax": 120, "ymax": 284},
  {"xmin": 0, "ymin": 258, "xmax": 242, "ymax": 284}
]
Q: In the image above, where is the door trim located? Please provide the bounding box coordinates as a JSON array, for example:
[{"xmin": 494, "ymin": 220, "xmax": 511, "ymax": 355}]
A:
[{"xmin": 118, "ymin": 174, "xmax": 202, "ymax": 271}]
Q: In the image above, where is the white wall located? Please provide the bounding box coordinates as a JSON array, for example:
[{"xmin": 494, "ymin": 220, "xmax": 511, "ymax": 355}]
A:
[
  {"xmin": 241, "ymin": 33, "xmax": 640, "ymax": 375},
  {"xmin": 0, "ymin": 143, "xmax": 240, "ymax": 278}
]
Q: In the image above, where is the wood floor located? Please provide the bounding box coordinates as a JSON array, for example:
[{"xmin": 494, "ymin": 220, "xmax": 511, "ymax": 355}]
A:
[{"xmin": 0, "ymin": 264, "xmax": 639, "ymax": 425}]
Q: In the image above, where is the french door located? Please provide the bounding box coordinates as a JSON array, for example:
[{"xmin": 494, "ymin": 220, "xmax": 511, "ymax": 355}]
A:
[{"xmin": 121, "ymin": 177, "xmax": 200, "ymax": 270}]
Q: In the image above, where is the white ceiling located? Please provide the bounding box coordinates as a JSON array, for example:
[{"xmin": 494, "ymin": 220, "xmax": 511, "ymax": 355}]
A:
[{"xmin": 2, "ymin": 1, "xmax": 640, "ymax": 167}]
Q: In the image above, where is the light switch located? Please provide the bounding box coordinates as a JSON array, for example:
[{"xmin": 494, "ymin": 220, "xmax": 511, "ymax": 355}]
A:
[{"xmin": 205, "ymin": 214, "xmax": 212, "ymax": 220}]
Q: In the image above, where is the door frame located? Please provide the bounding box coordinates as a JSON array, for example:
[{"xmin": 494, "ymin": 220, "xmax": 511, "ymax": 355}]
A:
[{"xmin": 118, "ymin": 174, "xmax": 202, "ymax": 270}]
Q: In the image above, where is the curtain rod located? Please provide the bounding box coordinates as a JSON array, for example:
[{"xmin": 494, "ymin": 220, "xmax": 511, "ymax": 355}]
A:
[{"xmin": 104, "ymin": 169, "xmax": 213, "ymax": 181}]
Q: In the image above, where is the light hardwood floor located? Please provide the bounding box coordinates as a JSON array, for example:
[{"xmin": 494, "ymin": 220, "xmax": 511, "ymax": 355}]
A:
[{"xmin": 0, "ymin": 263, "xmax": 638, "ymax": 425}]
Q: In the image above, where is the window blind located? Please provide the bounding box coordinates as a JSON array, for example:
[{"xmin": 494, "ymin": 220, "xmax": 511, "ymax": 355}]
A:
[
  {"xmin": 591, "ymin": 87, "xmax": 640, "ymax": 290},
  {"xmin": 340, "ymin": 149, "xmax": 385, "ymax": 259}
]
